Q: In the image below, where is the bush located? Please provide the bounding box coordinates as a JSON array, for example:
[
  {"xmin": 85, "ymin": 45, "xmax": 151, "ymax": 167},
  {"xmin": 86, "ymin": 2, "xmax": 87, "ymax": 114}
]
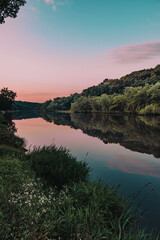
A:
[
  {"xmin": 27, "ymin": 145, "xmax": 90, "ymax": 188},
  {"xmin": 43, "ymin": 181, "xmax": 157, "ymax": 240},
  {"xmin": 0, "ymin": 145, "xmax": 24, "ymax": 158},
  {"xmin": 0, "ymin": 146, "xmax": 157, "ymax": 239},
  {"xmin": 139, "ymin": 104, "xmax": 160, "ymax": 115},
  {"xmin": 0, "ymin": 174, "xmax": 156, "ymax": 239}
]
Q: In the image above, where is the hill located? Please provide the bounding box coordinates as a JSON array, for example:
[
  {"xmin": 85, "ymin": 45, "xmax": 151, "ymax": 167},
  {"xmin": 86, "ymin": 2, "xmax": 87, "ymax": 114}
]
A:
[
  {"xmin": 40, "ymin": 65, "xmax": 160, "ymax": 114},
  {"xmin": 13, "ymin": 101, "xmax": 41, "ymax": 111}
]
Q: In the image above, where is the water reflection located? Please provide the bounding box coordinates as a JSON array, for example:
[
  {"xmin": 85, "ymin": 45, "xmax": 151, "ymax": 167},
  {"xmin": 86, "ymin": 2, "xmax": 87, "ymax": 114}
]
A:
[
  {"xmin": 13, "ymin": 113, "xmax": 160, "ymax": 232},
  {"xmin": 41, "ymin": 113, "xmax": 160, "ymax": 158},
  {"xmin": 0, "ymin": 113, "xmax": 17, "ymax": 147}
]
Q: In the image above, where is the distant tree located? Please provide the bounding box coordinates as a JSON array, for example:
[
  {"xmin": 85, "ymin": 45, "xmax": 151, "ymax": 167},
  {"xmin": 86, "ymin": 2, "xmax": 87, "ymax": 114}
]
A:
[
  {"xmin": 0, "ymin": 0, "xmax": 26, "ymax": 24},
  {"xmin": 0, "ymin": 88, "xmax": 17, "ymax": 110}
]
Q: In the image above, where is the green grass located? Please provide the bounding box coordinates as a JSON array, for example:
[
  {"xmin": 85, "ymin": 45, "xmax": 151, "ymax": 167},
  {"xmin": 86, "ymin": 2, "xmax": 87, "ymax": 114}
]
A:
[
  {"xmin": 27, "ymin": 145, "xmax": 90, "ymax": 188},
  {"xmin": 0, "ymin": 113, "xmax": 159, "ymax": 239},
  {"xmin": 0, "ymin": 155, "xmax": 158, "ymax": 239},
  {"xmin": 0, "ymin": 145, "xmax": 25, "ymax": 158}
]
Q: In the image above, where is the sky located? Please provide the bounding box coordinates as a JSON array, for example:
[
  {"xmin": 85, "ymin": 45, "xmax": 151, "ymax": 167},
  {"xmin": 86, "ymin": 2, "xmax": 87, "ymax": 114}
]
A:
[{"xmin": 1, "ymin": 0, "xmax": 160, "ymax": 102}]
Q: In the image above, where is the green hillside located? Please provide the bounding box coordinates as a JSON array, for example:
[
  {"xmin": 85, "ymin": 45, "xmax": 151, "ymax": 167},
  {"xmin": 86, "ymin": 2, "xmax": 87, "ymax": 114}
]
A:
[
  {"xmin": 13, "ymin": 101, "xmax": 41, "ymax": 111},
  {"xmin": 40, "ymin": 65, "xmax": 160, "ymax": 115}
]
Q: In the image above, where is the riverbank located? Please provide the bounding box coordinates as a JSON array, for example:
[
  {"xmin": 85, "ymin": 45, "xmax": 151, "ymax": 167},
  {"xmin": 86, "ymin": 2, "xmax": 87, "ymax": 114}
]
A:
[{"xmin": 0, "ymin": 113, "xmax": 159, "ymax": 239}]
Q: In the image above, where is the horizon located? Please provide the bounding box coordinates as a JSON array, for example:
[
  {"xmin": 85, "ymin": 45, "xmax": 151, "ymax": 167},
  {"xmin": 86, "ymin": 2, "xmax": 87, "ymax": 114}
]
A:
[
  {"xmin": 13, "ymin": 63, "xmax": 160, "ymax": 103},
  {"xmin": 1, "ymin": 0, "xmax": 160, "ymax": 102}
]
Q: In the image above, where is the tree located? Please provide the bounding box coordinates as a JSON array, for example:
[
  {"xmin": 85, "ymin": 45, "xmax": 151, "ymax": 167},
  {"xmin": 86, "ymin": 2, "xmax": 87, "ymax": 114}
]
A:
[
  {"xmin": 0, "ymin": 0, "xmax": 26, "ymax": 24},
  {"xmin": 0, "ymin": 87, "xmax": 17, "ymax": 110}
]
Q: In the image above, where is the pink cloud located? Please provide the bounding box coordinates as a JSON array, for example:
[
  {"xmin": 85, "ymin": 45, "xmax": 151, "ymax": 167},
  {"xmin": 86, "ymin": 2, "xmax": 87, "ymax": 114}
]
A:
[
  {"xmin": 44, "ymin": 0, "xmax": 70, "ymax": 11},
  {"xmin": 52, "ymin": 5, "xmax": 56, "ymax": 10},
  {"xmin": 44, "ymin": 0, "xmax": 54, "ymax": 4},
  {"xmin": 30, "ymin": 6, "xmax": 36, "ymax": 11},
  {"xmin": 108, "ymin": 41, "xmax": 160, "ymax": 63},
  {"xmin": 107, "ymin": 154, "xmax": 160, "ymax": 178}
]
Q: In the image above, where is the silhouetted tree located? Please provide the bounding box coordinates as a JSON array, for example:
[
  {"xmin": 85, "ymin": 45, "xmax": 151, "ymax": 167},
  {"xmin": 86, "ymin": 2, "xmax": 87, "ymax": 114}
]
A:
[
  {"xmin": 0, "ymin": 88, "xmax": 17, "ymax": 110},
  {"xmin": 0, "ymin": 0, "xmax": 26, "ymax": 24}
]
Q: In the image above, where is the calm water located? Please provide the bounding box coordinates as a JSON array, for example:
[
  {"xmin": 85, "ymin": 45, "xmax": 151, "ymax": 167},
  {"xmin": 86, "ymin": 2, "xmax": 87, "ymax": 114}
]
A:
[{"xmin": 13, "ymin": 112, "xmax": 160, "ymax": 232}]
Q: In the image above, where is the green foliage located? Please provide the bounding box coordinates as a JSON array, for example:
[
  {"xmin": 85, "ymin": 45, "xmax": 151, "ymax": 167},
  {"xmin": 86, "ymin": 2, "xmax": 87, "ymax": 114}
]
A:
[
  {"xmin": 71, "ymin": 96, "xmax": 92, "ymax": 112},
  {"xmin": 0, "ymin": 154, "xmax": 46, "ymax": 239},
  {"xmin": 41, "ymin": 93, "xmax": 79, "ymax": 112},
  {"xmin": 0, "ymin": 87, "xmax": 17, "ymax": 111},
  {"xmin": 71, "ymin": 82, "xmax": 160, "ymax": 115},
  {"xmin": 51, "ymin": 181, "xmax": 130, "ymax": 239},
  {"xmin": 0, "ymin": 145, "xmax": 24, "ymax": 158},
  {"xmin": 139, "ymin": 104, "xmax": 160, "ymax": 115},
  {"xmin": 13, "ymin": 101, "xmax": 41, "ymax": 111},
  {"xmin": 0, "ymin": 0, "xmax": 26, "ymax": 24},
  {"xmin": 27, "ymin": 145, "xmax": 90, "ymax": 188},
  {"xmin": 39, "ymin": 99, "xmax": 52, "ymax": 111},
  {"xmin": 41, "ymin": 65, "xmax": 160, "ymax": 114},
  {"xmin": 81, "ymin": 65, "xmax": 160, "ymax": 98},
  {"xmin": 0, "ymin": 153, "xmax": 157, "ymax": 239},
  {"xmin": 0, "ymin": 112, "xmax": 158, "ymax": 239}
]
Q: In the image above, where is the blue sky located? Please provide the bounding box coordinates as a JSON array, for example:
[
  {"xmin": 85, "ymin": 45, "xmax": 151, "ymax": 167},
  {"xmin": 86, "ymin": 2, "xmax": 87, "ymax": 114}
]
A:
[{"xmin": 0, "ymin": 0, "xmax": 160, "ymax": 101}]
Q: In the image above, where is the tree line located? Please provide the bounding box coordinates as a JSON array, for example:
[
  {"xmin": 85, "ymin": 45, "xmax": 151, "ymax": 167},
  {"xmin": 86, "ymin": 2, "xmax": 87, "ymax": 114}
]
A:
[
  {"xmin": 41, "ymin": 65, "xmax": 160, "ymax": 115},
  {"xmin": 71, "ymin": 83, "xmax": 160, "ymax": 115}
]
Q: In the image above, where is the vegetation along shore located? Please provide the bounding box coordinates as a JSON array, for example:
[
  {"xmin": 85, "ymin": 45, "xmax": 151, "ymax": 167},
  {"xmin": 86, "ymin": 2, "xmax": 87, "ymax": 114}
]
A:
[
  {"xmin": 0, "ymin": 114, "xmax": 159, "ymax": 239},
  {"xmin": 40, "ymin": 65, "xmax": 160, "ymax": 115},
  {"xmin": 0, "ymin": 69, "xmax": 160, "ymax": 239}
]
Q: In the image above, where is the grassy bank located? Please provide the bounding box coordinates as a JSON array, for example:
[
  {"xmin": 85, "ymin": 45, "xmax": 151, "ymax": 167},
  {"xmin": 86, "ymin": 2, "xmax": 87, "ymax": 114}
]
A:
[{"xmin": 0, "ymin": 114, "xmax": 159, "ymax": 239}]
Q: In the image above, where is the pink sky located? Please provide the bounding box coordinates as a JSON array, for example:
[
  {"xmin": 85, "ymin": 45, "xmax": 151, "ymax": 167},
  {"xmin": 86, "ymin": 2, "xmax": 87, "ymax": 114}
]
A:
[
  {"xmin": 1, "ymin": 2, "xmax": 160, "ymax": 102},
  {"xmin": 0, "ymin": 21, "xmax": 109, "ymax": 102}
]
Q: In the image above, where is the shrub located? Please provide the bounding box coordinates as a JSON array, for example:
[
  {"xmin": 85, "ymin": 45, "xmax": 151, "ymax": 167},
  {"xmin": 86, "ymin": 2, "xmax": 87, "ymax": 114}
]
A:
[
  {"xmin": 139, "ymin": 104, "xmax": 160, "ymax": 115},
  {"xmin": 0, "ymin": 145, "xmax": 24, "ymax": 158},
  {"xmin": 27, "ymin": 145, "xmax": 90, "ymax": 188},
  {"xmin": 0, "ymin": 148, "xmax": 157, "ymax": 239},
  {"xmin": 44, "ymin": 181, "xmax": 157, "ymax": 240}
]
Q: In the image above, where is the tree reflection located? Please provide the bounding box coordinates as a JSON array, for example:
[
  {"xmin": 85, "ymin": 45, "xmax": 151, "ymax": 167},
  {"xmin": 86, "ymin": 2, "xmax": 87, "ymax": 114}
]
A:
[
  {"xmin": 0, "ymin": 113, "xmax": 25, "ymax": 149},
  {"xmin": 42, "ymin": 113, "xmax": 160, "ymax": 158}
]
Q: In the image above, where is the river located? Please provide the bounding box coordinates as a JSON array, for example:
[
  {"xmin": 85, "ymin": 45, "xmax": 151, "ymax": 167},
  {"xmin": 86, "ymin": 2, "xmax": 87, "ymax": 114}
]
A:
[{"xmin": 13, "ymin": 112, "xmax": 160, "ymax": 232}]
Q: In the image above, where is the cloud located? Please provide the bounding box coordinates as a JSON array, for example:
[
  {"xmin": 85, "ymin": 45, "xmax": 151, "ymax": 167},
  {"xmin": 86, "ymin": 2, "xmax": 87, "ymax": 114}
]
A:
[
  {"xmin": 44, "ymin": 0, "xmax": 54, "ymax": 3},
  {"xmin": 44, "ymin": 0, "xmax": 70, "ymax": 11},
  {"xmin": 29, "ymin": 6, "xmax": 36, "ymax": 11},
  {"xmin": 107, "ymin": 155, "xmax": 160, "ymax": 178},
  {"xmin": 108, "ymin": 41, "xmax": 160, "ymax": 64},
  {"xmin": 52, "ymin": 5, "xmax": 56, "ymax": 10}
]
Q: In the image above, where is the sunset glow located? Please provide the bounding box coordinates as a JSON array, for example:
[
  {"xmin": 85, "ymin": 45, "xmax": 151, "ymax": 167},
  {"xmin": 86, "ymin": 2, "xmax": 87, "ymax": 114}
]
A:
[{"xmin": 1, "ymin": 0, "xmax": 160, "ymax": 102}]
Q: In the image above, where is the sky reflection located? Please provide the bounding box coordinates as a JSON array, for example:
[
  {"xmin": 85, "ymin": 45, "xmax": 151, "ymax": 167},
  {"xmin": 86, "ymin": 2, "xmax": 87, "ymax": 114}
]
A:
[{"xmin": 14, "ymin": 117, "xmax": 160, "ymax": 178}]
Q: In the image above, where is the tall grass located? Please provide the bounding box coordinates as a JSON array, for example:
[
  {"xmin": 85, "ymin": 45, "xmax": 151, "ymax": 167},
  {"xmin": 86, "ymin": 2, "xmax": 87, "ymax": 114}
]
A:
[
  {"xmin": 0, "ymin": 157, "xmax": 158, "ymax": 240},
  {"xmin": 0, "ymin": 114, "xmax": 159, "ymax": 239},
  {"xmin": 27, "ymin": 145, "xmax": 90, "ymax": 188}
]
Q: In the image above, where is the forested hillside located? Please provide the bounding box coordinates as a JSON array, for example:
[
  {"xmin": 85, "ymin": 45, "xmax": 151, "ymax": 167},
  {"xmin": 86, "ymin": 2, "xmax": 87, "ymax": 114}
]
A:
[
  {"xmin": 41, "ymin": 65, "xmax": 160, "ymax": 114},
  {"xmin": 13, "ymin": 101, "xmax": 41, "ymax": 111}
]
